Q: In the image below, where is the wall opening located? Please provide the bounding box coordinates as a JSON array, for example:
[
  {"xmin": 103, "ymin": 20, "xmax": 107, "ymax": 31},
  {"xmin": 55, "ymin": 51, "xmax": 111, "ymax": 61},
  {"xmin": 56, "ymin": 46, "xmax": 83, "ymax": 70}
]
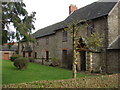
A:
[
  {"xmin": 4, "ymin": 53, "xmax": 9, "ymax": 60},
  {"xmin": 62, "ymin": 50, "xmax": 67, "ymax": 67},
  {"xmin": 46, "ymin": 51, "xmax": 49, "ymax": 61},
  {"xmin": 34, "ymin": 52, "xmax": 37, "ymax": 59},
  {"xmin": 80, "ymin": 51, "xmax": 86, "ymax": 71},
  {"xmin": 28, "ymin": 52, "xmax": 31, "ymax": 57},
  {"xmin": 23, "ymin": 52, "xmax": 25, "ymax": 57}
]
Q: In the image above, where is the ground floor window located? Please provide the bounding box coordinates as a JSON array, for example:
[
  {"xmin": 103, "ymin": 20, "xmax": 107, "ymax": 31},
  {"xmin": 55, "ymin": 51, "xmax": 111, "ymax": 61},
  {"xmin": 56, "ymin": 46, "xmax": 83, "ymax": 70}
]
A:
[
  {"xmin": 28, "ymin": 52, "xmax": 31, "ymax": 57},
  {"xmin": 46, "ymin": 51, "xmax": 49, "ymax": 61},
  {"xmin": 62, "ymin": 50, "xmax": 67, "ymax": 65},
  {"xmin": 23, "ymin": 52, "xmax": 25, "ymax": 57},
  {"xmin": 34, "ymin": 52, "xmax": 37, "ymax": 58}
]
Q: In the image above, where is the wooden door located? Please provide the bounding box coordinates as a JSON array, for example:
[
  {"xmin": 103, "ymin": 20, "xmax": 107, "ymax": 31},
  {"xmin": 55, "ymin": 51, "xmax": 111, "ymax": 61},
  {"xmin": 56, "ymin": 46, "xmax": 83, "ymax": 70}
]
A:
[{"xmin": 4, "ymin": 53, "xmax": 9, "ymax": 60}]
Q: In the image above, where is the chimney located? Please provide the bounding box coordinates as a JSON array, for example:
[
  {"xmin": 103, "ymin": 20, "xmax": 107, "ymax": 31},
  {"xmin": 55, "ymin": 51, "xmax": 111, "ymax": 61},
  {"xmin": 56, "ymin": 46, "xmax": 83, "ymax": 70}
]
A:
[{"xmin": 69, "ymin": 4, "xmax": 78, "ymax": 15}]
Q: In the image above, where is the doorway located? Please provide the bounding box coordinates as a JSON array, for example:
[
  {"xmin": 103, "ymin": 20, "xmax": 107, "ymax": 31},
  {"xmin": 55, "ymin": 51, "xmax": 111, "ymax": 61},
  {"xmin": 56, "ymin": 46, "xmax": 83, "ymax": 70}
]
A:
[
  {"xmin": 4, "ymin": 53, "xmax": 9, "ymax": 60},
  {"xmin": 34, "ymin": 52, "xmax": 37, "ymax": 59},
  {"xmin": 46, "ymin": 51, "xmax": 49, "ymax": 61},
  {"xmin": 62, "ymin": 50, "xmax": 67, "ymax": 67},
  {"xmin": 23, "ymin": 52, "xmax": 25, "ymax": 57},
  {"xmin": 80, "ymin": 51, "xmax": 86, "ymax": 71},
  {"xmin": 28, "ymin": 52, "xmax": 31, "ymax": 57}
]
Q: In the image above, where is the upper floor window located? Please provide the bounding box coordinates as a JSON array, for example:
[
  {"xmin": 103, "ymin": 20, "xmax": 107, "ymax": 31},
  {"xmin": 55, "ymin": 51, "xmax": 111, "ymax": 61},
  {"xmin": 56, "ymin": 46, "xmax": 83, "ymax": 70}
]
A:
[
  {"xmin": 87, "ymin": 23, "xmax": 94, "ymax": 37},
  {"xmin": 36, "ymin": 41, "xmax": 39, "ymax": 45},
  {"xmin": 63, "ymin": 31, "xmax": 68, "ymax": 42},
  {"xmin": 46, "ymin": 37, "xmax": 49, "ymax": 45}
]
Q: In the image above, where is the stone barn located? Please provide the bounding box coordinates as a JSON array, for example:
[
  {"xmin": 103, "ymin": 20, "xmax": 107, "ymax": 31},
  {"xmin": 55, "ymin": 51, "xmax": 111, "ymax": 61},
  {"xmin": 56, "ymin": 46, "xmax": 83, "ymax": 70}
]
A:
[{"xmin": 19, "ymin": 0, "xmax": 120, "ymax": 74}]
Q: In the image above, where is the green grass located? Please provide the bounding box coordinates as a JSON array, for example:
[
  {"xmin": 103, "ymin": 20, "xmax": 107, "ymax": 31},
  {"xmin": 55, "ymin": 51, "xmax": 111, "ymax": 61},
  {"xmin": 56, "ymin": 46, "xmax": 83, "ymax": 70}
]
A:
[{"xmin": 3, "ymin": 60, "xmax": 90, "ymax": 85}]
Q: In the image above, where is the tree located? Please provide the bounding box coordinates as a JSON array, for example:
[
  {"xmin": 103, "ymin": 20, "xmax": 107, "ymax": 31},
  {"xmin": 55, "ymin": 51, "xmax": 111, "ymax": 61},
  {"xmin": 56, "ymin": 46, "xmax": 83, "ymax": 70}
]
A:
[
  {"xmin": 1, "ymin": 1, "xmax": 36, "ymax": 45},
  {"xmin": 64, "ymin": 20, "xmax": 103, "ymax": 78}
]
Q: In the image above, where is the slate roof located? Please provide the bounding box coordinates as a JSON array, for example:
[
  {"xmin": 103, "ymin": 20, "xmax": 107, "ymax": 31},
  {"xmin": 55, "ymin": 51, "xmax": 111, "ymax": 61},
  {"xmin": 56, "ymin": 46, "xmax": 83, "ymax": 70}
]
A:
[
  {"xmin": 65, "ymin": 1, "xmax": 117, "ymax": 24},
  {"xmin": 32, "ymin": 21, "xmax": 66, "ymax": 38},
  {"xmin": 108, "ymin": 36, "xmax": 120, "ymax": 49},
  {"xmin": 32, "ymin": 0, "xmax": 117, "ymax": 38},
  {"xmin": 2, "ymin": 45, "xmax": 18, "ymax": 51}
]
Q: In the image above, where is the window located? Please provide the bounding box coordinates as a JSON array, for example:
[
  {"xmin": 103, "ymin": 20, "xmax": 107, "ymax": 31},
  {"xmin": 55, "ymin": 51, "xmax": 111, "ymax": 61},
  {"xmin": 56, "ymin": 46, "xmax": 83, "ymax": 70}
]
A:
[
  {"xmin": 28, "ymin": 52, "xmax": 31, "ymax": 57},
  {"xmin": 46, "ymin": 51, "xmax": 49, "ymax": 61},
  {"xmin": 63, "ymin": 31, "xmax": 68, "ymax": 42},
  {"xmin": 87, "ymin": 24, "xmax": 94, "ymax": 37},
  {"xmin": 46, "ymin": 37, "xmax": 49, "ymax": 45},
  {"xmin": 36, "ymin": 41, "xmax": 39, "ymax": 45},
  {"xmin": 34, "ymin": 52, "xmax": 37, "ymax": 58},
  {"xmin": 21, "ymin": 44, "xmax": 24, "ymax": 51},
  {"xmin": 23, "ymin": 52, "xmax": 25, "ymax": 57},
  {"xmin": 62, "ymin": 50, "xmax": 67, "ymax": 64}
]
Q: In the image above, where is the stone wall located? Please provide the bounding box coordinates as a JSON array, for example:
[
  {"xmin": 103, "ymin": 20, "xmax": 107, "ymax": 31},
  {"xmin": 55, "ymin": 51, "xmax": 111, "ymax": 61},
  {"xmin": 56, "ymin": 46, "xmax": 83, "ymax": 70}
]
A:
[
  {"xmin": 19, "ymin": 42, "xmax": 34, "ymax": 57},
  {"xmin": 107, "ymin": 50, "xmax": 120, "ymax": 73},
  {"xmin": 30, "ymin": 29, "xmax": 73, "ymax": 69},
  {"xmin": 54, "ymin": 30, "xmax": 73, "ymax": 69},
  {"xmin": 84, "ymin": 17, "xmax": 108, "ymax": 73},
  {"xmin": 108, "ymin": 1, "xmax": 120, "ymax": 46},
  {"xmin": 1, "ymin": 51, "xmax": 16, "ymax": 60},
  {"xmin": 86, "ymin": 52, "xmax": 102, "ymax": 73},
  {"xmin": 106, "ymin": 1, "xmax": 120, "ymax": 74}
]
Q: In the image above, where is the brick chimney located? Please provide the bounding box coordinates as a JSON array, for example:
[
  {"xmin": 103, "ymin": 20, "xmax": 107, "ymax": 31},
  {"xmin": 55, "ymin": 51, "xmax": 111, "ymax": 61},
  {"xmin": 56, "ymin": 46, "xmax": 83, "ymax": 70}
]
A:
[{"xmin": 69, "ymin": 4, "xmax": 78, "ymax": 15}]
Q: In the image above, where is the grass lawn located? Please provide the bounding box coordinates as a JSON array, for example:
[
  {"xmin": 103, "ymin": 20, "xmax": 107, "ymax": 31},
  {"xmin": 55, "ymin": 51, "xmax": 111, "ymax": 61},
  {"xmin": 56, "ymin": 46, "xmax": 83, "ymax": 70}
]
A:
[{"xmin": 2, "ymin": 60, "xmax": 91, "ymax": 85}]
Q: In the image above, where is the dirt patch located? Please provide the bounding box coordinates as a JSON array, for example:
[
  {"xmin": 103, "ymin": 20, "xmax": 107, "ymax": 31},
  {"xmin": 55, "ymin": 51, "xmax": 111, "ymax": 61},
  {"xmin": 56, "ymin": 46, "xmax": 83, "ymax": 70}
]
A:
[{"xmin": 2, "ymin": 73, "xmax": 119, "ymax": 88}]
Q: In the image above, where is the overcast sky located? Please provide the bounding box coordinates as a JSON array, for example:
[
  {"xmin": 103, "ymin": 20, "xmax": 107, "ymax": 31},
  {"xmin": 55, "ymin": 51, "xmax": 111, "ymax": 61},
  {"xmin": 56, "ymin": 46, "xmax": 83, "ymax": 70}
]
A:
[{"xmin": 23, "ymin": 0, "xmax": 99, "ymax": 33}]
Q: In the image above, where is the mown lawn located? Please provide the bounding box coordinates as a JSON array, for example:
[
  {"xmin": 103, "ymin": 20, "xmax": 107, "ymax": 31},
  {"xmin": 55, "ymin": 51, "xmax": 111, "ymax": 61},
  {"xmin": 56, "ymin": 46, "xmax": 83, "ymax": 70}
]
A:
[{"xmin": 2, "ymin": 60, "xmax": 91, "ymax": 85}]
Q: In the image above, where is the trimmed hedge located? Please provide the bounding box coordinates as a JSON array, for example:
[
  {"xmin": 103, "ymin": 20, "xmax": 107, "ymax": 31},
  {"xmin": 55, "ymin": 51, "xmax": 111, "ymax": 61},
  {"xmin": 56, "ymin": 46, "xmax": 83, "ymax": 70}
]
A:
[
  {"xmin": 50, "ymin": 57, "xmax": 60, "ymax": 67},
  {"xmin": 14, "ymin": 57, "xmax": 29, "ymax": 70}
]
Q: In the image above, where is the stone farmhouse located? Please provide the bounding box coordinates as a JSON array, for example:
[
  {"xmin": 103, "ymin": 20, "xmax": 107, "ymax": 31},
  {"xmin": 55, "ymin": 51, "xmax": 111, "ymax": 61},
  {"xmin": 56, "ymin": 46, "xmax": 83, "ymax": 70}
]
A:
[{"xmin": 19, "ymin": 0, "xmax": 120, "ymax": 74}]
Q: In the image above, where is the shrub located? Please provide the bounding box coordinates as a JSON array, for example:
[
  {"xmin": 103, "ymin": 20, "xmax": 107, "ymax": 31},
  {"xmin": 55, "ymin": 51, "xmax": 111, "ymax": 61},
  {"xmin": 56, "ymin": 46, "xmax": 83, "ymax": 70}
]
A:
[
  {"xmin": 14, "ymin": 57, "xmax": 29, "ymax": 70},
  {"xmin": 50, "ymin": 57, "xmax": 60, "ymax": 67},
  {"xmin": 10, "ymin": 54, "xmax": 21, "ymax": 62},
  {"xmin": 29, "ymin": 57, "xmax": 34, "ymax": 62}
]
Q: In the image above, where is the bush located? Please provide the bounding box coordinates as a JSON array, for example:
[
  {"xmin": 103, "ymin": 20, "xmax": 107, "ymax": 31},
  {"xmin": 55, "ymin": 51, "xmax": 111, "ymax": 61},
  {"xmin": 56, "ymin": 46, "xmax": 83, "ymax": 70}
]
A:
[
  {"xmin": 50, "ymin": 57, "xmax": 60, "ymax": 67},
  {"xmin": 14, "ymin": 57, "xmax": 29, "ymax": 70},
  {"xmin": 10, "ymin": 54, "xmax": 21, "ymax": 62},
  {"xmin": 29, "ymin": 57, "xmax": 34, "ymax": 62}
]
